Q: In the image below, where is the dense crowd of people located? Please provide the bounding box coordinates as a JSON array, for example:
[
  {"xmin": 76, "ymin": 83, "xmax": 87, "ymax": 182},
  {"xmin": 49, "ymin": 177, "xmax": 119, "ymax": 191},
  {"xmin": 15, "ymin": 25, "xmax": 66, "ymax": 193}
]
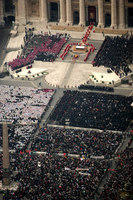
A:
[
  {"xmin": 0, "ymin": 124, "xmax": 36, "ymax": 150},
  {"xmin": 93, "ymin": 36, "xmax": 132, "ymax": 77},
  {"xmin": 2, "ymin": 153, "xmax": 109, "ymax": 200},
  {"xmin": 100, "ymin": 148, "xmax": 133, "ymax": 200},
  {"xmin": 49, "ymin": 90, "xmax": 133, "ymax": 131},
  {"xmin": 1, "ymin": 147, "xmax": 132, "ymax": 200},
  {"xmin": 8, "ymin": 33, "xmax": 70, "ymax": 70},
  {"xmin": 0, "ymin": 85, "xmax": 54, "ymax": 124},
  {"xmin": 78, "ymin": 84, "xmax": 114, "ymax": 92},
  {"xmin": 0, "ymin": 24, "xmax": 133, "ymax": 200},
  {"xmin": 31, "ymin": 127, "xmax": 123, "ymax": 159},
  {"xmin": 1, "ymin": 142, "xmax": 132, "ymax": 200},
  {"xmin": 0, "ymin": 84, "xmax": 132, "ymax": 199}
]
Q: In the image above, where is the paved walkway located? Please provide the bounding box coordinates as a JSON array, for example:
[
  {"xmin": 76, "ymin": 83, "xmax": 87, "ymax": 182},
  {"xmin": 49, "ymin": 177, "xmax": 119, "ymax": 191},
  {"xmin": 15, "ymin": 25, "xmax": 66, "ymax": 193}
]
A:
[
  {"xmin": 60, "ymin": 60, "xmax": 75, "ymax": 87},
  {"xmin": 28, "ymin": 88, "xmax": 64, "ymax": 149}
]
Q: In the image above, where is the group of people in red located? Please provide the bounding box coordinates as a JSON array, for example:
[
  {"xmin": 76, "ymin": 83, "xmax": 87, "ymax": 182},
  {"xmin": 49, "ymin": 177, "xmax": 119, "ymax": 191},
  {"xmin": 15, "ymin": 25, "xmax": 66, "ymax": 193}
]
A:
[
  {"xmin": 60, "ymin": 24, "xmax": 96, "ymax": 62},
  {"xmin": 60, "ymin": 43, "xmax": 72, "ymax": 60},
  {"xmin": 8, "ymin": 33, "xmax": 67, "ymax": 71},
  {"xmin": 82, "ymin": 25, "xmax": 94, "ymax": 44},
  {"xmin": 84, "ymin": 43, "xmax": 95, "ymax": 62}
]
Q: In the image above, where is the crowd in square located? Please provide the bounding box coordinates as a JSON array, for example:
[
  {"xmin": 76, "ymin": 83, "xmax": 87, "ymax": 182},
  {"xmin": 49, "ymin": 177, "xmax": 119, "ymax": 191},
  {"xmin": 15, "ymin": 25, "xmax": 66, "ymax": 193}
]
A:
[
  {"xmin": 100, "ymin": 147, "xmax": 133, "ymax": 200},
  {"xmin": 1, "ymin": 146, "xmax": 132, "ymax": 200},
  {"xmin": 31, "ymin": 127, "xmax": 123, "ymax": 159},
  {"xmin": 2, "ymin": 153, "xmax": 109, "ymax": 200},
  {"xmin": 8, "ymin": 33, "xmax": 70, "ymax": 70},
  {"xmin": 0, "ymin": 84, "xmax": 132, "ymax": 199},
  {"xmin": 49, "ymin": 90, "xmax": 133, "ymax": 131},
  {"xmin": 0, "ymin": 85, "xmax": 54, "ymax": 125},
  {"xmin": 93, "ymin": 36, "xmax": 132, "ymax": 77},
  {"xmin": 0, "ymin": 124, "xmax": 36, "ymax": 150}
]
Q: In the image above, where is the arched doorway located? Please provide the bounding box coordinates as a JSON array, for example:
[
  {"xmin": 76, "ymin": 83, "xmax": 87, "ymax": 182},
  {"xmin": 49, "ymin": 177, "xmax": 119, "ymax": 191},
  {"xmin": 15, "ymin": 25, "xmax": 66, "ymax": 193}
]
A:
[
  {"xmin": 50, "ymin": 2, "xmax": 58, "ymax": 22},
  {"xmin": 4, "ymin": 0, "xmax": 15, "ymax": 26},
  {"xmin": 105, "ymin": 13, "xmax": 111, "ymax": 27},
  {"xmin": 88, "ymin": 6, "xmax": 96, "ymax": 25},
  {"xmin": 73, "ymin": 11, "xmax": 79, "ymax": 25},
  {"xmin": 128, "ymin": 7, "xmax": 133, "ymax": 27}
]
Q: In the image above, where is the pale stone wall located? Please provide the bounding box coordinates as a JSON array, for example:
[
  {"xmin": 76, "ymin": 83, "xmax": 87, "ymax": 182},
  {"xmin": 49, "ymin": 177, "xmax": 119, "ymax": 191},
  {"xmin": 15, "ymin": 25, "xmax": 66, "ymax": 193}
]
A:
[{"xmin": 13, "ymin": 0, "xmax": 133, "ymax": 30}]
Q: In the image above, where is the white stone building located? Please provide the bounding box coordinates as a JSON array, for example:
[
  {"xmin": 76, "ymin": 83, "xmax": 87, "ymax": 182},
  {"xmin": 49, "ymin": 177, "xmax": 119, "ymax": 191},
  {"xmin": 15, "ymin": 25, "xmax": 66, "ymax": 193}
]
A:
[{"xmin": 0, "ymin": 0, "xmax": 133, "ymax": 29}]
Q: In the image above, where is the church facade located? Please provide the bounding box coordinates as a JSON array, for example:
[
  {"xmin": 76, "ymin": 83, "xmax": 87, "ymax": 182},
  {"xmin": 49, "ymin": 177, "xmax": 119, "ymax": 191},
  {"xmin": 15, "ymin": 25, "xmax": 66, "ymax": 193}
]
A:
[{"xmin": 0, "ymin": 0, "xmax": 133, "ymax": 29}]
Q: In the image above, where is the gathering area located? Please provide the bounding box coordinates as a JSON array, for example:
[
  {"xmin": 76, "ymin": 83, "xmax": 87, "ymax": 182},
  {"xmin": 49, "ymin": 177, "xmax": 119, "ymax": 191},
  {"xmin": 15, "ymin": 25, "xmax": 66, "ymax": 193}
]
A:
[
  {"xmin": 49, "ymin": 90, "xmax": 133, "ymax": 131},
  {"xmin": 0, "ymin": 16, "xmax": 133, "ymax": 200},
  {"xmin": 0, "ymin": 82, "xmax": 132, "ymax": 199},
  {"xmin": 5, "ymin": 27, "xmax": 132, "ymax": 88},
  {"xmin": 0, "ymin": 85, "xmax": 54, "ymax": 125},
  {"xmin": 31, "ymin": 127, "xmax": 123, "ymax": 159}
]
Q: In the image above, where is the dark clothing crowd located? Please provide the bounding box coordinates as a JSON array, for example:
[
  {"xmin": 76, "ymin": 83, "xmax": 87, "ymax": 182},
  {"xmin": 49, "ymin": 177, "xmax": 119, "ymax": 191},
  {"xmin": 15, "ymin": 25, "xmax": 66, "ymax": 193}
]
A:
[
  {"xmin": 31, "ymin": 127, "xmax": 123, "ymax": 159},
  {"xmin": 49, "ymin": 90, "xmax": 133, "ymax": 131},
  {"xmin": 93, "ymin": 36, "xmax": 132, "ymax": 77},
  {"xmin": 1, "ymin": 146, "xmax": 132, "ymax": 200},
  {"xmin": 100, "ymin": 148, "xmax": 133, "ymax": 200},
  {"xmin": 2, "ymin": 153, "xmax": 109, "ymax": 200},
  {"xmin": 78, "ymin": 84, "xmax": 114, "ymax": 92}
]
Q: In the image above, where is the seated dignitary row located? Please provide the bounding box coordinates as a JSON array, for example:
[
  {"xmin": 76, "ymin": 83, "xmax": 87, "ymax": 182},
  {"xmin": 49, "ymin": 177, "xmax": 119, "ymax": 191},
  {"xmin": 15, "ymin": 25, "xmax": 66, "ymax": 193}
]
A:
[{"xmin": 78, "ymin": 84, "xmax": 114, "ymax": 92}]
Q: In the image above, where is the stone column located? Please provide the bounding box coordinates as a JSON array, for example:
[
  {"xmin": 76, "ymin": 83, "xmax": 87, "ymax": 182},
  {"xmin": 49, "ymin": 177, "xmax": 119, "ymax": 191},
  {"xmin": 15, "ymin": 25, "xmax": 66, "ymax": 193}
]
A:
[
  {"xmin": 15, "ymin": 0, "xmax": 19, "ymax": 24},
  {"xmin": 98, "ymin": 0, "xmax": 104, "ymax": 28},
  {"xmin": 0, "ymin": 0, "xmax": 4, "ymax": 25},
  {"xmin": 41, "ymin": 0, "xmax": 48, "ymax": 23},
  {"xmin": 59, "ymin": 0, "xmax": 66, "ymax": 24},
  {"xmin": 2, "ymin": 122, "xmax": 10, "ymax": 186},
  {"xmin": 17, "ymin": 0, "xmax": 26, "ymax": 25},
  {"xmin": 79, "ymin": 0, "xmax": 85, "ymax": 26},
  {"xmin": 111, "ymin": 0, "xmax": 117, "ymax": 29},
  {"xmin": 119, "ymin": 0, "xmax": 125, "ymax": 29},
  {"xmin": 66, "ymin": 0, "xmax": 72, "ymax": 25}
]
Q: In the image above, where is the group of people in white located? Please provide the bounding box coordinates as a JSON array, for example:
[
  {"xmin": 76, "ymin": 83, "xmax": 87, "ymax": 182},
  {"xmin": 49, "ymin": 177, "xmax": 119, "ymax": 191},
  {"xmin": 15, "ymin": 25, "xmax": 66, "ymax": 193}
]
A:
[
  {"xmin": 0, "ymin": 124, "xmax": 35, "ymax": 150},
  {"xmin": 0, "ymin": 85, "xmax": 54, "ymax": 150},
  {"xmin": 0, "ymin": 85, "xmax": 54, "ymax": 125}
]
